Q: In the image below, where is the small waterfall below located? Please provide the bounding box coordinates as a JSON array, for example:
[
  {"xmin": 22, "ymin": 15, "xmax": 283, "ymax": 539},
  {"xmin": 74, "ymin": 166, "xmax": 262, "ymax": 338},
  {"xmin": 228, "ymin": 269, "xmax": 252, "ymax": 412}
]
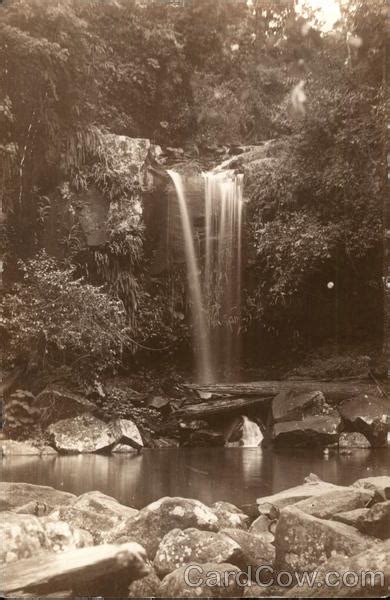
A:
[
  {"xmin": 240, "ymin": 416, "xmax": 263, "ymax": 447},
  {"xmin": 168, "ymin": 167, "xmax": 243, "ymax": 383}
]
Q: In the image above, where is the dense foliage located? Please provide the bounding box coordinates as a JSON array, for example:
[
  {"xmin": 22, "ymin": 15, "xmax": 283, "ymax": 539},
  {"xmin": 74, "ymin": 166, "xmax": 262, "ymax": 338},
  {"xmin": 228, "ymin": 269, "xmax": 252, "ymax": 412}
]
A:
[{"xmin": 0, "ymin": 0, "xmax": 386, "ymax": 384}]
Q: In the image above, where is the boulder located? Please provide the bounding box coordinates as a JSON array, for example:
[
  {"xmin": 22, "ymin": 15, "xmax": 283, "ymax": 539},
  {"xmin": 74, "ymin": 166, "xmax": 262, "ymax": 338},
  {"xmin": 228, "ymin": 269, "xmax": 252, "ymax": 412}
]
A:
[
  {"xmin": 293, "ymin": 487, "xmax": 374, "ymax": 519},
  {"xmin": 211, "ymin": 501, "xmax": 249, "ymax": 530},
  {"xmin": 248, "ymin": 515, "xmax": 274, "ymax": 543},
  {"xmin": 338, "ymin": 395, "xmax": 390, "ymax": 447},
  {"xmin": 50, "ymin": 505, "xmax": 119, "ymax": 544},
  {"xmin": 0, "ymin": 439, "xmax": 41, "ymax": 456},
  {"xmin": 71, "ymin": 490, "xmax": 138, "ymax": 521},
  {"xmin": 339, "ymin": 431, "xmax": 371, "ymax": 448},
  {"xmin": 332, "ymin": 507, "xmax": 369, "ymax": 528},
  {"xmin": 35, "ymin": 386, "xmax": 96, "ymax": 427},
  {"xmin": 285, "ymin": 539, "xmax": 390, "ymax": 598},
  {"xmin": 275, "ymin": 506, "xmax": 377, "ymax": 572},
  {"xmin": 257, "ymin": 478, "xmax": 345, "ymax": 511},
  {"xmin": 272, "ymin": 390, "xmax": 331, "ymax": 423},
  {"xmin": 0, "ymin": 512, "xmax": 92, "ymax": 564},
  {"xmin": 158, "ymin": 562, "xmax": 242, "ymax": 598},
  {"xmin": 108, "ymin": 496, "xmax": 219, "ymax": 559},
  {"xmin": 273, "ymin": 414, "xmax": 342, "ymax": 447},
  {"xmin": 354, "ymin": 500, "xmax": 390, "ymax": 539},
  {"xmin": 154, "ymin": 528, "xmax": 243, "ymax": 577},
  {"xmin": 352, "ymin": 475, "xmax": 390, "ymax": 501},
  {"xmin": 48, "ymin": 414, "xmax": 143, "ymax": 453},
  {"xmin": 128, "ymin": 567, "xmax": 161, "ymax": 598},
  {"xmin": 221, "ymin": 528, "xmax": 275, "ymax": 577},
  {"xmin": 1, "ymin": 541, "xmax": 149, "ymax": 596},
  {"xmin": 0, "ymin": 482, "xmax": 75, "ymax": 511}
]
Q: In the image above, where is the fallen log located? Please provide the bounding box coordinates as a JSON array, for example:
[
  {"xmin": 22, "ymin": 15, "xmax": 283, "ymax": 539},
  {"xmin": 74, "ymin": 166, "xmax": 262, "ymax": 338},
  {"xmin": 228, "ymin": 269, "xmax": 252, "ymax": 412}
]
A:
[
  {"xmin": 175, "ymin": 396, "xmax": 273, "ymax": 418},
  {"xmin": 1, "ymin": 542, "xmax": 149, "ymax": 595},
  {"xmin": 185, "ymin": 380, "xmax": 387, "ymax": 402}
]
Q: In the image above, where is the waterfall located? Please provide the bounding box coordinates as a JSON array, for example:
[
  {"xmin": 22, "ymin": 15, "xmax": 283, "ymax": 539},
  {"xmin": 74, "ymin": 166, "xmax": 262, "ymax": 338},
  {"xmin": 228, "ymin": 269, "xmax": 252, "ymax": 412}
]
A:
[
  {"xmin": 241, "ymin": 416, "xmax": 263, "ymax": 447},
  {"xmin": 168, "ymin": 167, "xmax": 243, "ymax": 383},
  {"xmin": 167, "ymin": 170, "xmax": 214, "ymax": 384}
]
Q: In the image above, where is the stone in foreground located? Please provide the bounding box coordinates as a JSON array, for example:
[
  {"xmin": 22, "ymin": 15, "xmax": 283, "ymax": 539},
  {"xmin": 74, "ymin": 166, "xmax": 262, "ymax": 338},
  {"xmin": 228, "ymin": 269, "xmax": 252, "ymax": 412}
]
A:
[
  {"xmin": 353, "ymin": 475, "xmax": 390, "ymax": 501},
  {"xmin": 354, "ymin": 500, "xmax": 390, "ymax": 539},
  {"xmin": 158, "ymin": 562, "xmax": 242, "ymax": 598},
  {"xmin": 128, "ymin": 567, "xmax": 161, "ymax": 598},
  {"xmin": 275, "ymin": 505, "xmax": 377, "ymax": 572},
  {"xmin": 50, "ymin": 505, "xmax": 120, "ymax": 544},
  {"xmin": 332, "ymin": 507, "xmax": 369, "ymax": 528},
  {"xmin": 0, "ymin": 482, "xmax": 75, "ymax": 511},
  {"xmin": 154, "ymin": 527, "xmax": 243, "ymax": 577},
  {"xmin": 221, "ymin": 528, "xmax": 275, "ymax": 577},
  {"xmin": 1, "ymin": 542, "xmax": 148, "ymax": 595},
  {"xmin": 71, "ymin": 490, "xmax": 138, "ymax": 521},
  {"xmin": 272, "ymin": 414, "xmax": 342, "ymax": 447},
  {"xmin": 293, "ymin": 487, "xmax": 374, "ymax": 519},
  {"xmin": 0, "ymin": 512, "xmax": 92, "ymax": 564},
  {"xmin": 211, "ymin": 501, "xmax": 249, "ymax": 530},
  {"xmin": 257, "ymin": 478, "xmax": 345, "ymax": 511},
  {"xmin": 108, "ymin": 496, "xmax": 219, "ymax": 558},
  {"xmin": 285, "ymin": 539, "xmax": 390, "ymax": 597}
]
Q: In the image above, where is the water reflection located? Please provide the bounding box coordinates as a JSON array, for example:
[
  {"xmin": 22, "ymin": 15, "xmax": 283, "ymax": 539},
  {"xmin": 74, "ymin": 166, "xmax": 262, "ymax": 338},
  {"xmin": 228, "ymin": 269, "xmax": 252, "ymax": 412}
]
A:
[{"xmin": 1, "ymin": 448, "xmax": 389, "ymax": 509}]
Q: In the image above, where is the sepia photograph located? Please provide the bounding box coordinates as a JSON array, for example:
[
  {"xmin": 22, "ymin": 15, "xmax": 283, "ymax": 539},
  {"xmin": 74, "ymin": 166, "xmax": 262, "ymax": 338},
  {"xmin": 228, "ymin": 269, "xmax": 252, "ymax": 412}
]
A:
[{"xmin": 0, "ymin": 0, "xmax": 389, "ymax": 597}]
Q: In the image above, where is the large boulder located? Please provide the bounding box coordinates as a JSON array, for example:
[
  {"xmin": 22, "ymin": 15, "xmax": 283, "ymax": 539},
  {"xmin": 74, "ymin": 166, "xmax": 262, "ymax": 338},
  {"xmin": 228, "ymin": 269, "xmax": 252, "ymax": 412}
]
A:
[
  {"xmin": 285, "ymin": 539, "xmax": 390, "ymax": 598},
  {"xmin": 338, "ymin": 395, "xmax": 390, "ymax": 447},
  {"xmin": 0, "ymin": 512, "xmax": 92, "ymax": 564},
  {"xmin": 352, "ymin": 475, "xmax": 390, "ymax": 501},
  {"xmin": 71, "ymin": 490, "xmax": 138, "ymax": 521},
  {"xmin": 108, "ymin": 496, "xmax": 219, "ymax": 559},
  {"xmin": 50, "ymin": 505, "xmax": 120, "ymax": 544},
  {"xmin": 35, "ymin": 386, "xmax": 96, "ymax": 427},
  {"xmin": 354, "ymin": 500, "xmax": 390, "ymax": 539},
  {"xmin": 332, "ymin": 507, "xmax": 369, "ymax": 528},
  {"xmin": 339, "ymin": 431, "xmax": 371, "ymax": 448},
  {"xmin": 154, "ymin": 528, "xmax": 243, "ymax": 577},
  {"xmin": 221, "ymin": 528, "xmax": 275, "ymax": 578},
  {"xmin": 128, "ymin": 567, "xmax": 161, "ymax": 598},
  {"xmin": 158, "ymin": 562, "xmax": 242, "ymax": 598},
  {"xmin": 0, "ymin": 482, "xmax": 75, "ymax": 511},
  {"xmin": 272, "ymin": 390, "xmax": 332, "ymax": 423},
  {"xmin": 248, "ymin": 515, "xmax": 274, "ymax": 544},
  {"xmin": 257, "ymin": 478, "xmax": 345, "ymax": 511},
  {"xmin": 272, "ymin": 414, "xmax": 342, "ymax": 447},
  {"xmin": 292, "ymin": 487, "xmax": 374, "ymax": 519},
  {"xmin": 48, "ymin": 414, "xmax": 143, "ymax": 453},
  {"xmin": 211, "ymin": 501, "xmax": 249, "ymax": 530},
  {"xmin": 275, "ymin": 506, "xmax": 377, "ymax": 572}
]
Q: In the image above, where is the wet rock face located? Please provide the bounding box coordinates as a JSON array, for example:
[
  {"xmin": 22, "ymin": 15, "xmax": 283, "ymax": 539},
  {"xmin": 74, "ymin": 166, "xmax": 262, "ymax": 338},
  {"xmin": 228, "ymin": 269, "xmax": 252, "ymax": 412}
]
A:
[
  {"xmin": 292, "ymin": 487, "xmax": 374, "ymax": 520},
  {"xmin": 338, "ymin": 395, "xmax": 390, "ymax": 447},
  {"xmin": 48, "ymin": 414, "xmax": 143, "ymax": 453},
  {"xmin": 158, "ymin": 562, "xmax": 242, "ymax": 598},
  {"xmin": 108, "ymin": 496, "xmax": 219, "ymax": 559},
  {"xmin": 272, "ymin": 390, "xmax": 331, "ymax": 423},
  {"xmin": 211, "ymin": 501, "xmax": 249, "ymax": 530},
  {"xmin": 0, "ymin": 512, "xmax": 92, "ymax": 564},
  {"xmin": 0, "ymin": 482, "xmax": 75, "ymax": 511},
  {"xmin": 154, "ymin": 528, "xmax": 243, "ymax": 577},
  {"xmin": 273, "ymin": 414, "xmax": 342, "ymax": 447},
  {"xmin": 275, "ymin": 505, "xmax": 377, "ymax": 573}
]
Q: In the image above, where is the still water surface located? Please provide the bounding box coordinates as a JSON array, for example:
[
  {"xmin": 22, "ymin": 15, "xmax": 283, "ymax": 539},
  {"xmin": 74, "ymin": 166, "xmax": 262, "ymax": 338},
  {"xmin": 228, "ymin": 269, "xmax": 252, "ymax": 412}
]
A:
[{"xmin": 1, "ymin": 448, "xmax": 389, "ymax": 509}]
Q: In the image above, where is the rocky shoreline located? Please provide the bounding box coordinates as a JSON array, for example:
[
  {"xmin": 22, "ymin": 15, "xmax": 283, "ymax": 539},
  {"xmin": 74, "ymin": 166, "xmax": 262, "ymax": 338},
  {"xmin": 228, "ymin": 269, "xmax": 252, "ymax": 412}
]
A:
[{"xmin": 1, "ymin": 475, "xmax": 389, "ymax": 597}]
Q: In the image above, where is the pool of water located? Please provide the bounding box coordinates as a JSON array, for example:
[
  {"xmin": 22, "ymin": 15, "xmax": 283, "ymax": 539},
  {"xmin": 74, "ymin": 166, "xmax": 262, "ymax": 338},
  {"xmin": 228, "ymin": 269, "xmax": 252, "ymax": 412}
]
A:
[{"xmin": 1, "ymin": 448, "xmax": 389, "ymax": 509}]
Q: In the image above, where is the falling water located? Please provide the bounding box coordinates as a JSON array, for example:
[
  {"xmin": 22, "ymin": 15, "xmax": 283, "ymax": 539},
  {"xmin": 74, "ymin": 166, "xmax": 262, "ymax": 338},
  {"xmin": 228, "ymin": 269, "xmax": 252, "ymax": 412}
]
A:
[
  {"xmin": 168, "ymin": 167, "xmax": 243, "ymax": 383},
  {"xmin": 240, "ymin": 416, "xmax": 263, "ymax": 447},
  {"xmin": 167, "ymin": 170, "xmax": 214, "ymax": 383}
]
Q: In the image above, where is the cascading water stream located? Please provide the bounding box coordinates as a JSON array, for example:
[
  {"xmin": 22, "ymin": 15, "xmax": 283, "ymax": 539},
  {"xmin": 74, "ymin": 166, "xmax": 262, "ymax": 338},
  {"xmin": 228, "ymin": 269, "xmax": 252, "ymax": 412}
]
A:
[
  {"xmin": 240, "ymin": 416, "xmax": 263, "ymax": 447},
  {"xmin": 168, "ymin": 167, "xmax": 243, "ymax": 383},
  {"xmin": 167, "ymin": 170, "xmax": 214, "ymax": 384}
]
